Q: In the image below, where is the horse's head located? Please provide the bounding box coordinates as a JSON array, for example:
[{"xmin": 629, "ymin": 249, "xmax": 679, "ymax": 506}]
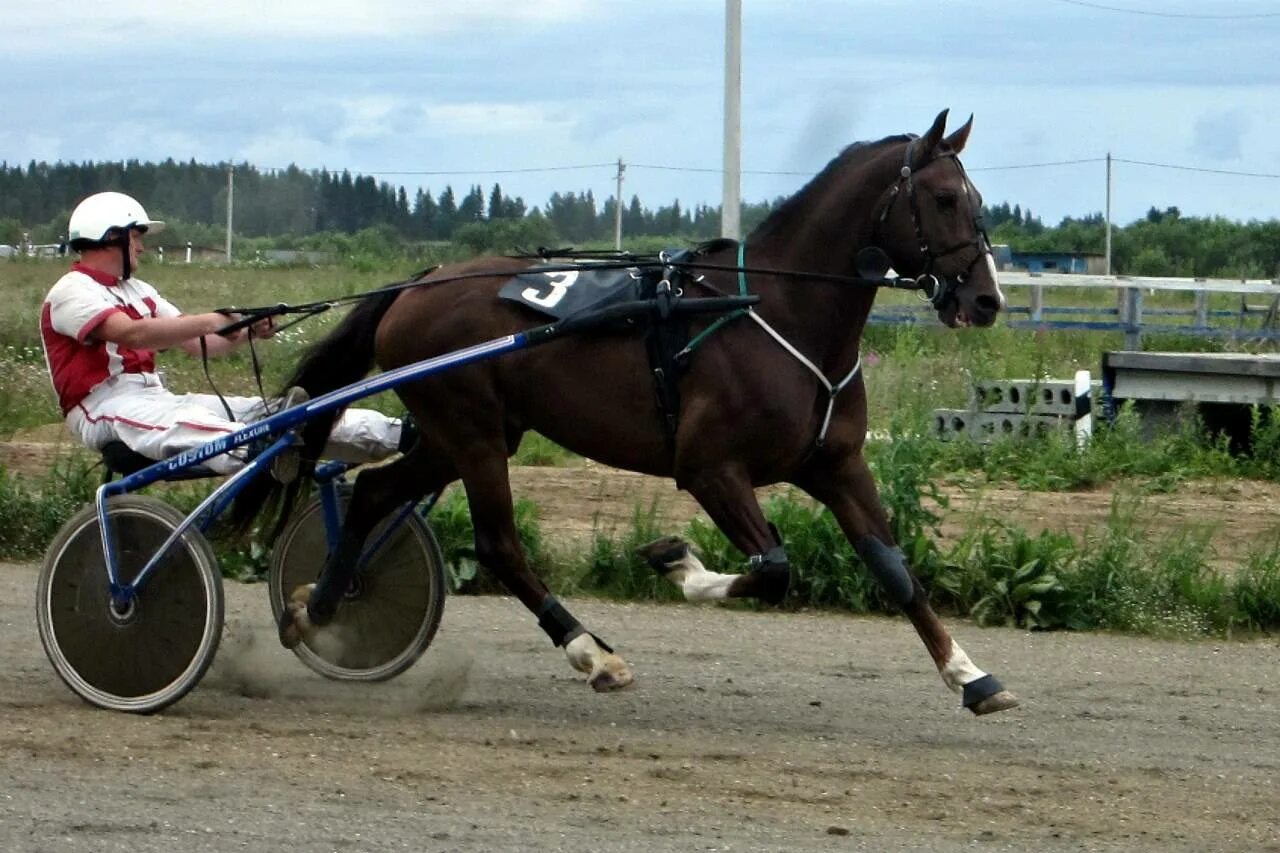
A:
[{"xmin": 872, "ymin": 109, "xmax": 1004, "ymax": 328}]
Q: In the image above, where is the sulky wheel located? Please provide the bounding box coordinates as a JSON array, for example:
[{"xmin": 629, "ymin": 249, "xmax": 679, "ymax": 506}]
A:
[
  {"xmin": 36, "ymin": 495, "xmax": 224, "ymax": 714},
  {"xmin": 268, "ymin": 488, "xmax": 446, "ymax": 682}
]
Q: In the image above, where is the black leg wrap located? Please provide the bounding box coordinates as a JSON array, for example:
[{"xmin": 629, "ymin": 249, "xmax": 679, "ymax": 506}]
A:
[
  {"xmin": 537, "ymin": 595, "xmax": 586, "ymax": 648},
  {"xmin": 961, "ymin": 673, "xmax": 1005, "ymax": 708},
  {"xmin": 741, "ymin": 542, "xmax": 791, "ymax": 606},
  {"xmin": 308, "ymin": 541, "xmax": 362, "ymax": 626},
  {"xmin": 307, "ymin": 597, "xmax": 337, "ymax": 626},
  {"xmin": 853, "ymin": 536, "xmax": 916, "ymax": 606}
]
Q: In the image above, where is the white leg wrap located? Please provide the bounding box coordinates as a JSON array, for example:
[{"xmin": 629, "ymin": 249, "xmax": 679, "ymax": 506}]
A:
[
  {"xmin": 564, "ymin": 632, "xmax": 607, "ymax": 675},
  {"xmin": 662, "ymin": 550, "xmax": 737, "ymax": 602},
  {"xmin": 940, "ymin": 640, "xmax": 989, "ymax": 695}
]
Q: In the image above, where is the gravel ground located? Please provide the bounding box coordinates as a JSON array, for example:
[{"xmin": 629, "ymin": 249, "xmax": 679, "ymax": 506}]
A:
[{"xmin": 2, "ymin": 560, "xmax": 1278, "ymax": 853}]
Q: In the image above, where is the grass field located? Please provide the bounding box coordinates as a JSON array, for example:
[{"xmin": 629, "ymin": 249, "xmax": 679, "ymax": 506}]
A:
[
  {"xmin": 3, "ymin": 255, "xmax": 1265, "ymax": 438},
  {"xmin": 0, "ymin": 259, "xmax": 410, "ymax": 434},
  {"xmin": 4, "ymin": 256, "xmax": 1280, "ymax": 634}
]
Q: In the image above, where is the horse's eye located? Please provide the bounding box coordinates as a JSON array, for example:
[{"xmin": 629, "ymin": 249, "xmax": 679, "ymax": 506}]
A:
[{"xmin": 935, "ymin": 193, "xmax": 958, "ymax": 210}]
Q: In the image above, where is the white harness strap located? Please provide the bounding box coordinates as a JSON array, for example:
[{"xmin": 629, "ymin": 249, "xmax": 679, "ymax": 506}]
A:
[{"xmin": 746, "ymin": 308, "xmax": 861, "ymax": 446}]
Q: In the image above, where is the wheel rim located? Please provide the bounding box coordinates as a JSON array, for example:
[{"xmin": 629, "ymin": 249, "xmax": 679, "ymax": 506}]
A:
[{"xmin": 39, "ymin": 499, "xmax": 221, "ymax": 712}]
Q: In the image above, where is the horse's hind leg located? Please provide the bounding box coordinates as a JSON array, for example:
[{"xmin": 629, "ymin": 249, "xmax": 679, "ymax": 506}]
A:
[
  {"xmin": 278, "ymin": 444, "xmax": 451, "ymax": 647},
  {"xmin": 797, "ymin": 453, "xmax": 1019, "ymax": 716},
  {"xmin": 457, "ymin": 445, "xmax": 633, "ymax": 692},
  {"xmin": 639, "ymin": 466, "xmax": 790, "ymax": 605}
]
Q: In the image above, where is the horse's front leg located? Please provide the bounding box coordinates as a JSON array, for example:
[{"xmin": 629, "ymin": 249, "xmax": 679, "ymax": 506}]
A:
[
  {"xmin": 796, "ymin": 453, "xmax": 1019, "ymax": 716},
  {"xmin": 638, "ymin": 465, "xmax": 790, "ymax": 605},
  {"xmin": 458, "ymin": 449, "xmax": 633, "ymax": 692}
]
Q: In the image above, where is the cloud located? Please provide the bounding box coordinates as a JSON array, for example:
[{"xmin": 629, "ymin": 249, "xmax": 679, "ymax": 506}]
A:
[
  {"xmin": 13, "ymin": 0, "xmax": 595, "ymax": 49},
  {"xmin": 421, "ymin": 103, "xmax": 577, "ymax": 139},
  {"xmin": 1190, "ymin": 110, "xmax": 1248, "ymax": 162}
]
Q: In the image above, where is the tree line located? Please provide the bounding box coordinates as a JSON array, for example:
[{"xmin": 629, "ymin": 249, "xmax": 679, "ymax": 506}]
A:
[
  {"xmin": 1, "ymin": 158, "xmax": 1277, "ymax": 278},
  {"xmin": 0, "ymin": 159, "xmax": 758, "ymax": 248}
]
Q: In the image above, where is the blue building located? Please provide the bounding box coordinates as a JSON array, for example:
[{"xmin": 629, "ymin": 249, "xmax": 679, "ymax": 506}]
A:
[{"xmin": 1009, "ymin": 251, "xmax": 1107, "ymax": 275}]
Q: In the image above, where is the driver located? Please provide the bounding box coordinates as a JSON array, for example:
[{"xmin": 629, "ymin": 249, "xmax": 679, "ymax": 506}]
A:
[{"xmin": 40, "ymin": 191, "xmax": 402, "ymax": 474}]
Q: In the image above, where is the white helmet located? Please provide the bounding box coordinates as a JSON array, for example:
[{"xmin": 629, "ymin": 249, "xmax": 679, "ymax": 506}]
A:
[{"xmin": 68, "ymin": 191, "xmax": 165, "ymax": 249}]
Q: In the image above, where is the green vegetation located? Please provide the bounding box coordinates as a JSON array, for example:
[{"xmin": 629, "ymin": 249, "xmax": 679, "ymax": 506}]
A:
[
  {"xmin": 4, "ymin": 415, "xmax": 1280, "ymax": 637},
  {"xmin": 4, "ymin": 174, "xmax": 1280, "ymax": 640}
]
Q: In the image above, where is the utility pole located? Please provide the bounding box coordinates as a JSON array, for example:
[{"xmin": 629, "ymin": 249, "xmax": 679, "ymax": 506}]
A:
[
  {"xmin": 225, "ymin": 164, "xmax": 235, "ymax": 263},
  {"xmin": 721, "ymin": 0, "xmax": 742, "ymax": 240},
  {"xmin": 1104, "ymin": 152, "xmax": 1112, "ymax": 275},
  {"xmin": 614, "ymin": 158, "xmax": 626, "ymax": 250}
]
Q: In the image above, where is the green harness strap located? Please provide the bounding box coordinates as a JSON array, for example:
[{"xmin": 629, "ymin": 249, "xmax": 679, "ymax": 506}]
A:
[{"xmin": 678, "ymin": 241, "xmax": 751, "ymax": 358}]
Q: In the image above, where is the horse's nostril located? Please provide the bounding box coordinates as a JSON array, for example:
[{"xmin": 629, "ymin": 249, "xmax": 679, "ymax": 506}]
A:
[{"xmin": 975, "ymin": 294, "xmax": 1001, "ymax": 313}]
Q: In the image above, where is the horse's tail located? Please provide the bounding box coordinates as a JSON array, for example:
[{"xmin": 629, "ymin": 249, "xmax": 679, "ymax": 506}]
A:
[{"xmin": 229, "ymin": 287, "xmax": 401, "ymax": 537}]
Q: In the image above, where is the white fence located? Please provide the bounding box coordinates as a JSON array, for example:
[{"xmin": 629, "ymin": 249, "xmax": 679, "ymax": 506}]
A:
[{"xmin": 873, "ymin": 271, "xmax": 1280, "ymax": 347}]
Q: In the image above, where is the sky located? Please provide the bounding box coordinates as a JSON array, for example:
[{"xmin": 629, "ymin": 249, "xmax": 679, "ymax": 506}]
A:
[{"xmin": 4, "ymin": 0, "xmax": 1280, "ymax": 228}]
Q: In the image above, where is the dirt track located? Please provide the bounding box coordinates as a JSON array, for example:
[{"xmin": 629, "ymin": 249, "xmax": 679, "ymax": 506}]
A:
[{"xmin": 2, "ymin": 559, "xmax": 1278, "ymax": 853}]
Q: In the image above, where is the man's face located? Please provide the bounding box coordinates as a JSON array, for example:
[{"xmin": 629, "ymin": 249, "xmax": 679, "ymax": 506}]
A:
[{"xmin": 127, "ymin": 227, "xmax": 146, "ymax": 270}]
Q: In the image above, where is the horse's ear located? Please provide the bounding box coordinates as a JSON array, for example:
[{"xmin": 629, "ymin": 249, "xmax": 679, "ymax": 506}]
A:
[
  {"xmin": 911, "ymin": 109, "xmax": 950, "ymax": 170},
  {"xmin": 944, "ymin": 113, "xmax": 974, "ymax": 154}
]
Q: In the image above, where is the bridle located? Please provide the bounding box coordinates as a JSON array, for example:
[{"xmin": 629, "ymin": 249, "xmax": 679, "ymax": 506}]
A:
[{"xmin": 874, "ymin": 136, "xmax": 994, "ymax": 311}]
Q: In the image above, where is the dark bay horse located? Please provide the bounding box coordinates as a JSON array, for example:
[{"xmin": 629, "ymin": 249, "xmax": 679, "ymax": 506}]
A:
[{"xmin": 248, "ymin": 109, "xmax": 1017, "ymax": 715}]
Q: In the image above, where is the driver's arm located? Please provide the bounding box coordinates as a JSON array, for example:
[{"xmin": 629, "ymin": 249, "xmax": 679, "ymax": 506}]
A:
[{"xmin": 94, "ymin": 311, "xmax": 242, "ymax": 352}]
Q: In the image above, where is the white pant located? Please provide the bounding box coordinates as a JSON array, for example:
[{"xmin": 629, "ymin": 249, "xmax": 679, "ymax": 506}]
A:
[{"xmin": 66, "ymin": 373, "xmax": 401, "ymax": 474}]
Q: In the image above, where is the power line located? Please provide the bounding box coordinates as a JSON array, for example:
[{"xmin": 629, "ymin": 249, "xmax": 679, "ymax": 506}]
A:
[
  {"xmin": 261, "ymin": 154, "xmax": 1280, "ymax": 184},
  {"xmin": 1113, "ymin": 157, "xmax": 1280, "ymax": 179},
  {"xmin": 969, "ymin": 157, "xmax": 1105, "ymax": 171},
  {"xmin": 630, "ymin": 162, "xmax": 810, "ymax": 177},
  {"xmin": 1047, "ymin": 0, "xmax": 1280, "ymax": 19}
]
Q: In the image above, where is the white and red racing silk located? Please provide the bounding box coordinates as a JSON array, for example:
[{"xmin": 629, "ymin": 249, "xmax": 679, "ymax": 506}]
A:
[{"xmin": 40, "ymin": 263, "xmax": 182, "ymax": 415}]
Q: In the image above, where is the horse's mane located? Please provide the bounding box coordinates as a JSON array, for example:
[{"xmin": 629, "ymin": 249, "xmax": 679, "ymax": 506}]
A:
[{"xmin": 749, "ymin": 133, "xmax": 914, "ymax": 243}]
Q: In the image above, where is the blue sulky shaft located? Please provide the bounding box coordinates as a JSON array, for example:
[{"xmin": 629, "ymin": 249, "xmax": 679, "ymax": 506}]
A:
[{"xmin": 94, "ymin": 293, "xmax": 759, "ymax": 606}]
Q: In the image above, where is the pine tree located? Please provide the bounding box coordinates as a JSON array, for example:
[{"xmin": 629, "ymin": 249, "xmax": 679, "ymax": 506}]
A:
[{"xmin": 488, "ymin": 184, "xmax": 505, "ymax": 220}]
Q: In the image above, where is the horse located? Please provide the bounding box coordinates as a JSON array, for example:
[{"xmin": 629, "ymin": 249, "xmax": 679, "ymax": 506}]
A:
[{"xmin": 240, "ymin": 109, "xmax": 1017, "ymax": 715}]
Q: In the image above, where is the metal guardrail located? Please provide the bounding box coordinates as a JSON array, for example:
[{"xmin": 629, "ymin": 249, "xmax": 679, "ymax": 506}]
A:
[
  {"xmin": 998, "ymin": 271, "xmax": 1280, "ymax": 295},
  {"xmin": 872, "ymin": 271, "xmax": 1280, "ymax": 346}
]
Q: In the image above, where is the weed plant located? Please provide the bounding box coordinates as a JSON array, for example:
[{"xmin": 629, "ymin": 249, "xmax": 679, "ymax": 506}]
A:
[
  {"xmin": 0, "ymin": 455, "xmax": 97, "ymax": 558},
  {"xmin": 1231, "ymin": 541, "xmax": 1280, "ymax": 630},
  {"xmin": 572, "ymin": 500, "xmax": 682, "ymax": 602},
  {"xmin": 937, "ymin": 403, "xmax": 1240, "ymax": 492},
  {"xmin": 420, "ymin": 488, "xmax": 548, "ymax": 594},
  {"xmin": 4, "ymin": 453, "xmax": 1280, "ymax": 636}
]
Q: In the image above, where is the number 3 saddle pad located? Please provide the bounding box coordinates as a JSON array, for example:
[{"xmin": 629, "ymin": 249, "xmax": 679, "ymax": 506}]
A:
[{"xmin": 499, "ymin": 263, "xmax": 653, "ymax": 320}]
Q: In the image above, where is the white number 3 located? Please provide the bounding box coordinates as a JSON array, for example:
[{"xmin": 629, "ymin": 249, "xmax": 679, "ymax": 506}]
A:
[{"xmin": 522, "ymin": 270, "xmax": 579, "ymax": 308}]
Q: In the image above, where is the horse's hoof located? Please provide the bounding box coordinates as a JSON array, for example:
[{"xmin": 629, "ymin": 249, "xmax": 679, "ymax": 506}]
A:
[
  {"xmin": 589, "ymin": 655, "xmax": 635, "ymax": 692},
  {"xmin": 969, "ymin": 690, "xmax": 1020, "ymax": 716},
  {"xmin": 277, "ymin": 584, "xmax": 314, "ymax": 650},
  {"xmin": 635, "ymin": 535, "xmax": 688, "ymax": 571}
]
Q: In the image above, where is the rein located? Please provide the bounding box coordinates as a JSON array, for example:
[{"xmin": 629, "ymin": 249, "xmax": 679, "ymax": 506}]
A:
[{"xmin": 211, "ymin": 253, "xmax": 933, "ymax": 338}]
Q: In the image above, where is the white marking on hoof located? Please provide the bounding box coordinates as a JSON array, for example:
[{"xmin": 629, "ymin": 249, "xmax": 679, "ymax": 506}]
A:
[
  {"xmin": 939, "ymin": 640, "xmax": 988, "ymax": 695},
  {"xmin": 278, "ymin": 584, "xmax": 315, "ymax": 650},
  {"xmin": 661, "ymin": 549, "xmax": 737, "ymax": 602},
  {"xmin": 564, "ymin": 633, "xmax": 634, "ymax": 692}
]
